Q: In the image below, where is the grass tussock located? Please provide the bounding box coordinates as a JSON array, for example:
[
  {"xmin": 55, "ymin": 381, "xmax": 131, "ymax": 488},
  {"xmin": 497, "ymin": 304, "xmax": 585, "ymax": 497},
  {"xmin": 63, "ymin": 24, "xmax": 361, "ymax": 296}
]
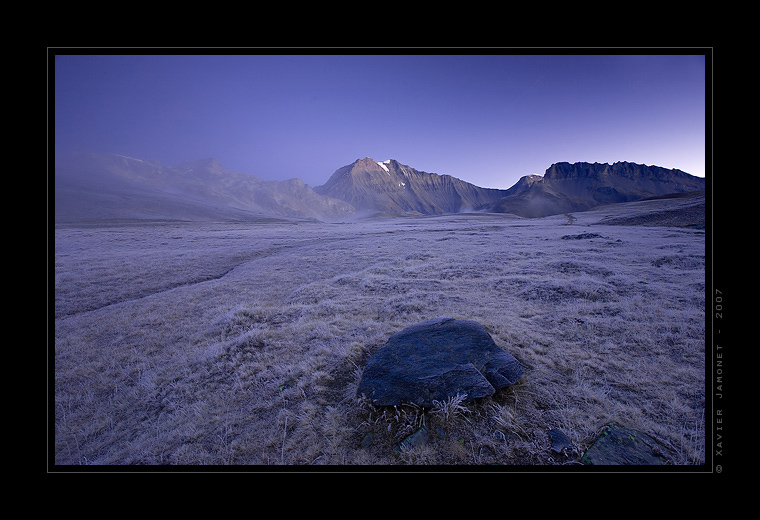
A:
[{"xmin": 53, "ymin": 214, "xmax": 706, "ymax": 466}]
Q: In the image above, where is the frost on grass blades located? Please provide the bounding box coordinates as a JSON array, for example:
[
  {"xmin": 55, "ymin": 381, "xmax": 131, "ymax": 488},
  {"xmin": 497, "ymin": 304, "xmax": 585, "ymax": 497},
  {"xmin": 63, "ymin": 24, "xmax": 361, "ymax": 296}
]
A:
[{"xmin": 53, "ymin": 213, "xmax": 706, "ymax": 466}]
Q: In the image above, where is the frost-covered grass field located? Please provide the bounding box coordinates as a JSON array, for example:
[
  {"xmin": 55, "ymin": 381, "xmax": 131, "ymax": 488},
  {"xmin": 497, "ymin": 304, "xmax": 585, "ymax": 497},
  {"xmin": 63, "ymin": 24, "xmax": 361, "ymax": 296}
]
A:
[{"xmin": 52, "ymin": 207, "xmax": 706, "ymax": 467}]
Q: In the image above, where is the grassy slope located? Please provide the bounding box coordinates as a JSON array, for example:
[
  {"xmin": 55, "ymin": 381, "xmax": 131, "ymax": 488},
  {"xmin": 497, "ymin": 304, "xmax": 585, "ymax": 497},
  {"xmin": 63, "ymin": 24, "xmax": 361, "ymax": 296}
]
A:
[{"xmin": 52, "ymin": 212, "xmax": 705, "ymax": 466}]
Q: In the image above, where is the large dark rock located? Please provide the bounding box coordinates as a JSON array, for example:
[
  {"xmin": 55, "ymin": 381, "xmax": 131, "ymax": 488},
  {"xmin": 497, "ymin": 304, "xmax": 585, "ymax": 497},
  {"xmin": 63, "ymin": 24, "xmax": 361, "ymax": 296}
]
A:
[{"xmin": 356, "ymin": 317, "xmax": 523, "ymax": 408}]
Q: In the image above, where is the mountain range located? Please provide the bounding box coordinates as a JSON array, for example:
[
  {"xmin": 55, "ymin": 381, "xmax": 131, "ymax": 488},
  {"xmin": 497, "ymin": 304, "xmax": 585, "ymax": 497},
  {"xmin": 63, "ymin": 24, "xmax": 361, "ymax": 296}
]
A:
[{"xmin": 53, "ymin": 152, "xmax": 705, "ymax": 223}]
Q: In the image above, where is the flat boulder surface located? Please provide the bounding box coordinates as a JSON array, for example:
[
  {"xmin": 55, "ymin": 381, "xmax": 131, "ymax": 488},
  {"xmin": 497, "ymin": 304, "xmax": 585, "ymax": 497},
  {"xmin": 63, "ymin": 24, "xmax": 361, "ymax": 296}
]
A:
[
  {"xmin": 582, "ymin": 422, "xmax": 673, "ymax": 465},
  {"xmin": 356, "ymin": 317, "xmax": 523, "ymax": 408}
]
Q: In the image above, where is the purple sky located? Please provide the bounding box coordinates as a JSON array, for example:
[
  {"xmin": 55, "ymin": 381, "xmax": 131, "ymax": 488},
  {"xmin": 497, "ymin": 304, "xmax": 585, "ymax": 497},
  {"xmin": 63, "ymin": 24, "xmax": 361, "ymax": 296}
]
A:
[{"xmin": 53, "ymin": 53, "xmax": 707, "ymax": 189}]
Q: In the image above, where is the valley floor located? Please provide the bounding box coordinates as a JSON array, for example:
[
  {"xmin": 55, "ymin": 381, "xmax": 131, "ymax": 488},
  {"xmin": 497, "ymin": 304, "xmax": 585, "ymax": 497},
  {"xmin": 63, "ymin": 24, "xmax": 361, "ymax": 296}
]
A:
[{"xmin": 52, "ymin": 210, "xmax": 707, "ymax": 468}]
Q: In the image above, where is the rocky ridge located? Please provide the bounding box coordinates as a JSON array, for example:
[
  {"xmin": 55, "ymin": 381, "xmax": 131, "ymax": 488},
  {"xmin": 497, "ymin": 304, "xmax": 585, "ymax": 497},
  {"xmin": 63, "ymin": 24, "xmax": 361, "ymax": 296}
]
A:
[{"xmin": 487, "ymin": 161, "xmax": 705, "ymax": 218}]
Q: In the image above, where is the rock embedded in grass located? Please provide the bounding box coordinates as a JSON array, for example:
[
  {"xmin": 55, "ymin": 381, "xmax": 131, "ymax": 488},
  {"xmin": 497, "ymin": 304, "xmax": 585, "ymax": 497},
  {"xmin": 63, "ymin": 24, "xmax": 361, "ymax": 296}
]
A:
[
  {"xmin": 561, "ymin": 232, "xmax": 603, "ymax": 240},
  {"xmin": 581, "ymin": 422, "xmax": 673, "ymax": 465},
  {"xmin": 356, "ymin": 317, "xmax": 523, "ymax": 408},
  {"xmin": 547, "ymin": 428, "xmax": 573, "ymax": 453}
]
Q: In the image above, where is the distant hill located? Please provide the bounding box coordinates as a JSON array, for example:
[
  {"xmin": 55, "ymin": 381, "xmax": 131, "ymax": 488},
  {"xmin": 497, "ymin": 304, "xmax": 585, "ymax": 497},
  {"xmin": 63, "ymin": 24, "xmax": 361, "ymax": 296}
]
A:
[
  {"xmin": 486, "ymin": 161, "xmax": 705, "ymax": 218},
  {"xmin": 54, "ymin": 152, "xmax": 355, "ymax": 223},
  {"xmin": 313, "ymin": 157, "xmax": 509, "ymax": 215}
]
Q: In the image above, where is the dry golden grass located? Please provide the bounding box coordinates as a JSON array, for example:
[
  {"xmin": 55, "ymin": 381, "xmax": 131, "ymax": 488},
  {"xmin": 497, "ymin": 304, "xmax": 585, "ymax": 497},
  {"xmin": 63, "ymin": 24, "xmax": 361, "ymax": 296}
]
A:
[{"xmin": 52, "ymin": 211, "xmax": 705, "ymax": 467}]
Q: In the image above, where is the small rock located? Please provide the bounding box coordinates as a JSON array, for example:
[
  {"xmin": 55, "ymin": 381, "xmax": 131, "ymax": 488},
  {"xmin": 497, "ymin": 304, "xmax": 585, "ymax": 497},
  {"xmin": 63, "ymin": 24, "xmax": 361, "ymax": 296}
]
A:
[
  {"xmin": 479, "ymin": 445, "xmax": 495, "ymax": 459},
  {"xmin": 581, "ymin": 422, "xmax": 672, "ymax": 465},
  {"xmin": 393, "ymin": 425, "xmax": 429, "ymax": 455},
  {"xmin": 561, "ymin": 233, "xmax": 602, "ymax": 240},
  {"xmin": 547, "ymin": 428, "xmax": 573, "ymax": 453},
  {"xmin": 360, "ymin": 432, "xmax": 374, "ymax": 449}
]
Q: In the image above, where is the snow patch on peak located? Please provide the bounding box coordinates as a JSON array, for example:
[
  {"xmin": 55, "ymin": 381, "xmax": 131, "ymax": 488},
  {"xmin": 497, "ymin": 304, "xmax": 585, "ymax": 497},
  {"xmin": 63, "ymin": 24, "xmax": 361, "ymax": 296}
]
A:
[
  {"xmin": 377, "ymin": 161, "xmax": 390, "ymax": 173},
  {"xmin": 115, "ymin": 154, "xmax": 144, "ymax": 163}
]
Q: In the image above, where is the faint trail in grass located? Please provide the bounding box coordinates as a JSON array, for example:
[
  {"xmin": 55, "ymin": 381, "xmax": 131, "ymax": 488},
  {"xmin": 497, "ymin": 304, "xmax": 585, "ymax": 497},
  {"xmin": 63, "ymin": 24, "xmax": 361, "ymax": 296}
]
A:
[{"xmin": 55, "ymin": 233, "xmax": 391, "ymax": 319}]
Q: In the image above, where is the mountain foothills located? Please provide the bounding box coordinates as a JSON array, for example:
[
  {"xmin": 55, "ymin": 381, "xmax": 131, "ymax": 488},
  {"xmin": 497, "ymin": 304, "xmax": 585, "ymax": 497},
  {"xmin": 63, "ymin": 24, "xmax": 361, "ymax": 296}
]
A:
[
  {"xmin": 53, "ymin": 152, "xmax": 705, "ymax": 223},
  {"xmin": 54, "ymin": 152, "xmax": 354, "ymax": 222}
]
